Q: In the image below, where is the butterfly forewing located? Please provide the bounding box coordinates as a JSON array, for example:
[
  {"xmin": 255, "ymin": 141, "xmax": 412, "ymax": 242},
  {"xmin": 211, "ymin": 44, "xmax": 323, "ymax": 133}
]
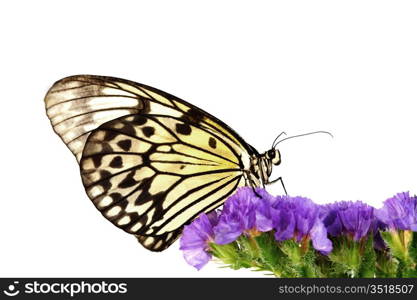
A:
[
  {"xmin": 45, "ymin": 75, "xmax": 251, "ymax": 162},
  {"xmin": 45, "ymin": 76, "xmax": 147, "ymax": 162},
  {"xmin": 45, "ymin": 75, "xmax": 255, "ymax": 251}
]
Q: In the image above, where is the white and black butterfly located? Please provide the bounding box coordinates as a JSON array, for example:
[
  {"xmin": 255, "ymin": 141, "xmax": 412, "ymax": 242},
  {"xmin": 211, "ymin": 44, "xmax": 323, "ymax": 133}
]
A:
[{"xmin": 45, "ymin": 75, "xmax": 320, "ymax": 251}]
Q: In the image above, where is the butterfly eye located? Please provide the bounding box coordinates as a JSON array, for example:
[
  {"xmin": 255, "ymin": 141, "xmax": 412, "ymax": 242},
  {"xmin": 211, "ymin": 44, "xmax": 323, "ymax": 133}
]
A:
[
  {"xmin": 272, "ymin": 149, "xmax": 281, "ymax": 165},
  {"xmin": 267, "ymin": 149, "xmax": 275, "ymax": 159}
]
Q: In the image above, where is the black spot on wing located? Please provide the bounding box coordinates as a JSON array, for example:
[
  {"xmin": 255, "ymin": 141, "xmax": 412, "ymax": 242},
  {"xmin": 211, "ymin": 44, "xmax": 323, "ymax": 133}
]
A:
[
  {"xmin": 118, "ymin": 171, "xmax": 138, "ymax": 188},
  {"xmin": 175, "ymin": 123, "xmax": 192, "ymax": 135},
  {"xmin": 132, "ymin": 115, "xmax": 147, "ymax": 125},
  {"xmin": 142, "ymin": 126, "xmax": 155, "ymax": 137},
  {"xmin": 104, "ymin": 131, "xmax": 118, "ymax": 141},
  {"xmin": 110, "ymin": 192, "xmax": 122, "ymax": 202},
  {"xmin": 98, "ymin": 170, "xmax": 112, "ymax": 192},
  {"xmin": 101, "ymin": 143, "xmax": 113, "ymax": 154},
  {"xmin": 92, "ymin": 155, "xmax": 103, "ymax": 168},
  {"xmin": 120, "ymin": 123, "xmax": 136, "ymax": 136},
  {"xmin": 104, "ymin": 120, "xmax": 136, "ymax": 136},
  {"xmin": 109, "ymin": 156, "xmax": 123, "ymax": 168},
  {"xmin": 184, "ymin": 107, "xmax": 205, "ymax": 124},
  {"xmin": 208, "ymin": 137, "xmax": 217, "ymax": 149},
  {"xmin": 117, "ymin": 139, "xmax": 132, "ymax": 151}
]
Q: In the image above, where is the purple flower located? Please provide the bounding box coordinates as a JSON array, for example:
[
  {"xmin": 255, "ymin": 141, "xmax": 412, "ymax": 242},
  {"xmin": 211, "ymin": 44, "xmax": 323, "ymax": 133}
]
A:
[
  {"xmin": 253, "ymin": 188, "xmax": 276, "ymax": 232},
  {"xmin": 321, "ymin": 201, "xmax": 374, "ymax": 241},
  {"xmin": 372, "ymin": 219, "xmax": 387, "ymax": 250},
  {"xmin": 272, "ymin": 206, "xmax": 295, "ymax": 241},
  {"xmin": 272, "ymin": 196, "xmax": 333, "ymax": 255},
  {"xmin": 180, "ymin": 211, "xmax": 219, "ymax": 270},
  {"xmin": 375, "ymin": 192, "xmax": 417, "ymax": 231},
  {"xmin": 320, "ymin": 204, "xmax": 343, "ymax": 236},
  {"xmin": 310, "ymin": 221, "xmax": 333, "ymax": 255},
  {"xmin": 213, "ymin": 187, "xmax": 275, "ymax": 244}
]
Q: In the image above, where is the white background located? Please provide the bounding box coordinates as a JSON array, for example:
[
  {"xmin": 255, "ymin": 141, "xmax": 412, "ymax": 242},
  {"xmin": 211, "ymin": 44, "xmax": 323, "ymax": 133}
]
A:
[{"xmin": 1, "ymin": 0, "xmax": 416, "ymax": 277}]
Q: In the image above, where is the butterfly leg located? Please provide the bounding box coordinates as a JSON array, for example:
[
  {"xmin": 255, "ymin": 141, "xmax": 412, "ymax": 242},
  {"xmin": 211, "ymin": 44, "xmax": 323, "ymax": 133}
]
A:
[
  {"xmin": 251, "ymin": 183, "xmax": 262, "ymax": 198},
  {"xmin": 244, "ymin": 170, "xmax": 262, "ymax": 198},
  {"xmin": 268, "ymin": 177, "xmax": 288, "ymax": 195}
]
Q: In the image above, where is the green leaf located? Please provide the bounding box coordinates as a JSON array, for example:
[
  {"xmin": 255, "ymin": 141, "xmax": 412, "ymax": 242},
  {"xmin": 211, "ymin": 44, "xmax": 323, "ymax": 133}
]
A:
[
  {"xmin": 375, "ymin": 250, "xmax": 398, "ymax": 278},
  {"xmin": 255, "ymin": 233, "xmax": 288, "ymax": 276},
  {"xmin": 237, "ymin": 236, "xmax": 256, "ymax": 259},
  {"xmin": 328, "ymin": 236, "xmax": 362, "ymax": 277},
  {"xmin": 207, "ymin": 230, "xmax": 416, "ymax": 277},
  {"xmin": 409, "ymin": 231, "xmax": 417, "ymax": 265},
  {"xmin": 301, "ymin": 247, "xmax": 319, "ymax": 277},
  {"xmin": 315, "ymin": 253, "xmax": 333, "ymax": 277},
  {"xmin": 210, "ymin": 242, "xmax": 248, "ymax": 269},
  {"xmin": 359, "ymin": 235, "xmax": 376, "ymax": 278},
  {"xmin": 403, "ymin": 231, "xmax": 417, "ymax": 277},
  {"xmin": 381, "ymin": 230, "xmax": 410, "ymax": 263},
  {"xmin": 397, "ymin": 260, "xmax": 405, "ymax": 278},
  {"xmin": 280, "ymin": 239, "xmax": 302, "ymax": 264},
  {"xmin": 278, "ymin": 239, "xmax": 321, "ymax": 278}
]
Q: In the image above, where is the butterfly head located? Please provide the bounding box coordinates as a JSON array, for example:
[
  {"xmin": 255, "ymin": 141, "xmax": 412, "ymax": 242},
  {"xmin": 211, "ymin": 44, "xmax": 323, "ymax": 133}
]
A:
[
  {"xmin": 265, "ymin": 148, "xmax": 281, "ymax": 166},
  {"xmin": 256, "ymin": 148, "xmax": 281, "ymax": 183}
]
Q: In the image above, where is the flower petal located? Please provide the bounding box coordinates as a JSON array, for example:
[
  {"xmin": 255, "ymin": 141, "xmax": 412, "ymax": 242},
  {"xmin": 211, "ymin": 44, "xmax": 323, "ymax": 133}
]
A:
[
  {"xmin": 310, "ymin": 220, "xmax": 333, "ymax": 255},
  {"xmin": 180, "ymin": 211, "xmax": 219, "ymax": 269},
  {"xmin": 182, "ymin": 248, "xmax": 212, "ymax": 270}
]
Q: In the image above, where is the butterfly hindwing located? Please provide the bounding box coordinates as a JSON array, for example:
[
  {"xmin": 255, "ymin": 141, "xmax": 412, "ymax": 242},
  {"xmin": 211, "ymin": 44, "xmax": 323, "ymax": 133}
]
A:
[
  {"xmin": 136, "ymin": 230, "xmax": 183, "ymax": 252},
  {"xmin": 80, "ymin": 114, "xmax": 246, "ymax": 251}
]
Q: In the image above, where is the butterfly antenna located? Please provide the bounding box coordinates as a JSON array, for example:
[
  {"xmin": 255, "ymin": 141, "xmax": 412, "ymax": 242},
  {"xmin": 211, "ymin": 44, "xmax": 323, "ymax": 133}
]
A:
[
  {"xmin": 274, "ymin": 131, "xmax": 333, "ymax": 147},
  {"xmin": 271, "ymin": 131, "xmax": 287, "ymax": 148}
]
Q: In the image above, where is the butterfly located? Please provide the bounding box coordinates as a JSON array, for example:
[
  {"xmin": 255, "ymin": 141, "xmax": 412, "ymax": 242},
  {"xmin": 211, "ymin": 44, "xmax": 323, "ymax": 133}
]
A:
[{"xmin": 44, "ymin": 75, "xmax": 289, "ymax": 252}]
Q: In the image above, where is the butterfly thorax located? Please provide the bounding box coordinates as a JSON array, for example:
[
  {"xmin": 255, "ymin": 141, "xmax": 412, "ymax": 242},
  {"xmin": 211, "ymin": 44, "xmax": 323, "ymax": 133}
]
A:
[{"xmin": 247, "ymin": 148, "xmax": 281, "ymax": 187}]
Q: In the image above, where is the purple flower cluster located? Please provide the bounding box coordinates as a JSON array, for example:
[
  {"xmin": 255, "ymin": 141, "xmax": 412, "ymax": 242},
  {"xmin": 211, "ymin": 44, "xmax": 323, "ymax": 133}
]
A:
[
  {"xmin": 272, "ymin": 196, "xmax": 332, "ymax": 254},
  {"xmin": 214, "ymin": 188, "xmax": 275, "ymax": 244},
  {"xmin": 375, "ymin": 192, "xmax": 417, "ymax": 231},
  {"xmin": 180, "ymin": 188, "xmax": 417, "ymax": 270},
  {"xmin": 321, "ymin": 201, "xmax": 374, "ymax": 241},
  {"xmin": 180, "ymin": 187, "xmax": 331, "ymax": 269}
]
